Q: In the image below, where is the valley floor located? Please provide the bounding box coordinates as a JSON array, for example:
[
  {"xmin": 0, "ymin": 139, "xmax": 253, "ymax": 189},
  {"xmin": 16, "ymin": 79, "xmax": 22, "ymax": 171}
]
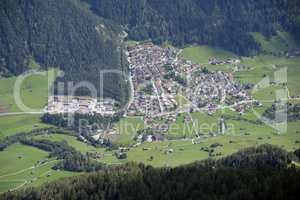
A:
[{"xmin": 1, "ymin": 33, "xmax": 300, "ymax": 193}]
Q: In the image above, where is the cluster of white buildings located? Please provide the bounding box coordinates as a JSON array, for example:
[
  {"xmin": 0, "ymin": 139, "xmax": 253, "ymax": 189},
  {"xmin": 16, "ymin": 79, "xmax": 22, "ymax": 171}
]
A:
[
  {"xmin": 208, "ymin": 57, "xmax": 241, "ymax": 65},
  {"xmin": 44, "ymin": 96, "xmax": 115, "ymax": 115}
]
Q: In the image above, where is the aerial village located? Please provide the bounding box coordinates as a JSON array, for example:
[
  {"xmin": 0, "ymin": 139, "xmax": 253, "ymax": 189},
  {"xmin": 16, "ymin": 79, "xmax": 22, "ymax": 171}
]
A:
[
  {"xmin": 123, "ymin": 42, "xmax": 252, "ymax": 142},
  {"xmin": 126, "ymin": 43, "xmax": 251, "ymax": 116},
  {"xmin": 44, "ymin": 42, "xmax": 253, "ymax": 147}
]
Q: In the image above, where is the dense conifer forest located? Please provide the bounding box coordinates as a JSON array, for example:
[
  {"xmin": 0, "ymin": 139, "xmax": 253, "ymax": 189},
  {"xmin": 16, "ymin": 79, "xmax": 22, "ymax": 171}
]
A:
[
  {"xmin": 90, "ymin": 0, "xmax": 300, "ymax": 55},
  {"xmin": 0, "ymin": 0, "xmax": 129, "ymax": 102}
]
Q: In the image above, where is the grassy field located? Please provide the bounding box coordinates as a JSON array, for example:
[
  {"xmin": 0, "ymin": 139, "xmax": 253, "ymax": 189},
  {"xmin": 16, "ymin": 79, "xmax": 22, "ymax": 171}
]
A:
[
  {"xmin": 0, "ymin": 115, "xmax": 51, "ymax": 139},
  {"xmin": 168, "ymin": 113, "xmax": 193, "ymax": 138},
  {"xmin": 237, "ymin": 31, "xmax": 299, "ymax": 97},
  {"xmin": 126, "ymin": 40, "xmax": 140, "ymax": 47},
  {"xmin": 115, "ymin": 117, "xmax": 145, "ymax": 146},
  {"xmin": 175, "ymin": 94, "xmax": 189, "ymax": 107},
  {"xmin": 181, "ymin": 45, "xmax": 236, "ymax": 64},
  {"xmin": 235, "ymin": 55, "xmax": 300, "ymax": 97},
  {"xmin": 250, "ymin": 31, "xmax": 298, "ymax": 54},
  {"xmin": 0, "ymin": 68, "xmax": 58, "ymax": 139},
  {"xmin": 181, "ymin": 37, "xmax": 299, "ymax": 98},
  {"xmin": 0, "ymin": 68, "xmax": 78, "ymax": 193},
  {"xmin": 125, "ymin": 121, "xmax": 300, "ymax": 167},
  {"xmin": 33, "ymin": 134, "xmax": 119, "ymax": 164},
  {"xmin": 0, "ymin": 68, "xmax": 58, "ymax": 112},
  {"xmin": 14, "ymin": 118, "xmax": 300, "ymax": 169},
  {"xmin": 34, "ymin": 134, "xmax": 99, "ymax": 153},
  {"xmin": 0, "ymin": 143, "xmax": 78, "ymax": 193},
  {"xmin": 181, "ymin": 45, "xmax": 236, "ymax": 72}
]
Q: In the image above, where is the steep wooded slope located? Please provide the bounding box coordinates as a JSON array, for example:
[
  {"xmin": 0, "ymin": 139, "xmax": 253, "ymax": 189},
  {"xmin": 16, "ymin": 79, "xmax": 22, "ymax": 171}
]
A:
[
  {"xmin": 0, "ymin": 0, "xmax": 128, "ymax": 102},
  {"xmin": 91, "ymin": 0, "xmax": 300, "ymax": 55}
]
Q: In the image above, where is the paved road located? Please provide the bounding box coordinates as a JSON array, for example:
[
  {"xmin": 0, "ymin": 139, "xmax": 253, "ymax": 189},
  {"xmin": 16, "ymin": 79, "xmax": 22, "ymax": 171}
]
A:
[{"xmin": 0, "ymin": 111, "xmax": 44, "ymax": 117}]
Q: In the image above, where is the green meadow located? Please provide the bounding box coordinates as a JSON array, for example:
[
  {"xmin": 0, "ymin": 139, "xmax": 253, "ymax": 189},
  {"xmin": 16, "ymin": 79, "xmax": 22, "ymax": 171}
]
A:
[
  {"xmin": 0, "ymin": 69, "xmax": 58, "ymax": 139},
  {"xmin": 182, "ymin": 47, "xmax": 300, "ymax": 98},
  {"xmin": 33, "ymin": 134, "xmax": 119, "ymax": 165},
  {"xmin": 0, "ymin": 68, "xmax": 58, "ymax": 112},
  {"xmin": 181, "ymin": 45, "xmax": 236, "ymax": 72},
  {"xmin": 235, "ymin": 55, "xmax": 300, "ymax": 97},
  {"xmin": 125, "ymin": 121, "xmax": 300, "ymax": 167},
  {"xmin": 181, "ymin": 45, "xmax": 236, "ymax": 64},
  {"xmin": 34, "ymin": 134, "xmax": 98, "ymax": 153},
  {"xmin": 181, "ymin": 32, "xmax": 299, "ymax": 97},
  {"xmin": 0, "ymin": 115, "xmax": 51, "ymax": 139},
  {"xmin": 126, "ymin": 40, "xmax": 140, "ymax": 47},
  {"xmin": 0, "ymin": 143, "xmax": 78, "ymax": 193},
  {"xmin": 175, "ymin": 94, "xmax": 189, "ymax": 107},
  {"xmin": 250, "ymin": 31, "xmax": 298, "ymax": 54},
  {"xmin": 168, "ymin": 113, "xmax": 193, "ymax": 138},
  {"xmin": 115, "ymin": 116, "xmax": 145, "ymax": 146}
]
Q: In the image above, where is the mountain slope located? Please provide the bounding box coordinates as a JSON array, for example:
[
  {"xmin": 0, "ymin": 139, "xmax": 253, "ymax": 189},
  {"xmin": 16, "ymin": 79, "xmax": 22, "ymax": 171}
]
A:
[
  {"xmin": 0, "ymin": 0, "xmax": 128, "ymax": 102},
  {"xmin": 90, "ymin": 0, "xmax": 300, "ymax": 55}
]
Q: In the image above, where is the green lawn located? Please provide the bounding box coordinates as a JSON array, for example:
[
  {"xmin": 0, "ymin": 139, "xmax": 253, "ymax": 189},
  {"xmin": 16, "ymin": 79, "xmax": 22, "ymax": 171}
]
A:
[
  {"xmin": 182, "ymin": 45, "xmax": 236, "ymax": 64},
  {"xmin": 33, "ymin": 134, "xmax": 119, "ymax": 164},
  {"xmin": 235, "ymin": 55, "xmax": 300, "ymax": 97},
  {"xmin": 126, "ymin": 40, "xmax": 139, "ymax": 47},
  {"xmin": 0, "ymin": 143, "xmax": 49, "ymax": 176},
  {"xmin": 125, "ymin": 120, "xmax": 300, "ymax": 167},
  {"xmin": 115, "ymin": 117, "xmax": 145, "ymax": 146},
  {"xmin": 0, "ymin": 68, "xmax": 58, "ymax": 139},
  {"xmin": 251, "ymin": 31, "xmax": 298, "ymax": 54},
  {"xmin": 0, "ymin": 68, "xmax": 58, "ymax": 112},
  {"xmin": 182, "ymin": 43, "xmax": 300, "ymax": 98},
  {"xmin": 181, "ymin": 45, "xmax": 236, "ymax": 71},
  {"xmin": 34, "ymin": 134, "xmax": 103, "ymax": 153},
  {"xmin": 191, "ymin": 112, "xmax": 219, "ymax": 135},
  {"xmin": 175, "ymin": 94, "xmax": 189, "ymax": 107},
  {"xmin": 0, "ymin": 115, "xmax": 51, "ymax": 139},
  {"xmin": 168, "ymin": 113, "xmax": 194, "ymax": 138},
  {"xmin": 126, "ymin": 140, "xmax": 207, "ymax": 167},
  {"xmin": 0, "ymin": 143, "xmax": 80, "ymax": 193}
]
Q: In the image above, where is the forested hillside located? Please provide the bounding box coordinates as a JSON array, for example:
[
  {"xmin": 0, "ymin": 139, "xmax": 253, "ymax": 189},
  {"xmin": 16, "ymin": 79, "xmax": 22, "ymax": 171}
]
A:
[
  {"xmin": 2, "ymin": 145, "xmax": 300, "ymax": 200},
  {"xmin": 90, "ymin": 0, "xmax": 300, "ymax": 55},
  {"xmin": 0, "ymin": 0, "xmax": 129, "ymax": 102}
]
